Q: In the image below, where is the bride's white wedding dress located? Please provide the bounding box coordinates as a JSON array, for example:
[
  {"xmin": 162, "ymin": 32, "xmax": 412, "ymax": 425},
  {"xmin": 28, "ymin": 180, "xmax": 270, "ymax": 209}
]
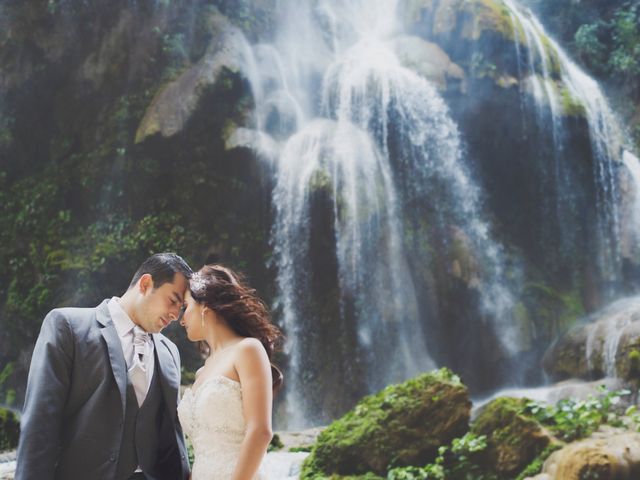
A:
[{"xmin": 178, "ymin": 375, "xmax": 267, "ymax": 480}]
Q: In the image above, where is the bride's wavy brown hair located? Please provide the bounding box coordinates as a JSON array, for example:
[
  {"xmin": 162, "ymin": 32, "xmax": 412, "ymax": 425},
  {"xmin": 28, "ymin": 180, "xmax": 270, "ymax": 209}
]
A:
[{"xmin": 189, "ymin": 264, "xmax": 284, "ymax": 392}]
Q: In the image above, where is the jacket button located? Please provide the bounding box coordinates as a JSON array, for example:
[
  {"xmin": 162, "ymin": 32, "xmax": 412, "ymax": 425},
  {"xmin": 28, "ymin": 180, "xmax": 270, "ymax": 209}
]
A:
[{"xmin": 109, "ymin": 455, "xmax": 116, "ymax": 462}]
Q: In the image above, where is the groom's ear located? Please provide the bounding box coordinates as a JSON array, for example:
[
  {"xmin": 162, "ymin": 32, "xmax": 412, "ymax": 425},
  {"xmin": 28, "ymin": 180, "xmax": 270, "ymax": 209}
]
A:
[{"xmin": 138, "ymin": 274, "xmax": 153, "ymax": 294}]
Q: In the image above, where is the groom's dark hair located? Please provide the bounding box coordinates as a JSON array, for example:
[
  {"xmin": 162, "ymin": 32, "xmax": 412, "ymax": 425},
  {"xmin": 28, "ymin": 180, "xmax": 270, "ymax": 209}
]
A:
[{"xmin": 128, "ymin": 253, "xmax": 193, "ymax": 289}]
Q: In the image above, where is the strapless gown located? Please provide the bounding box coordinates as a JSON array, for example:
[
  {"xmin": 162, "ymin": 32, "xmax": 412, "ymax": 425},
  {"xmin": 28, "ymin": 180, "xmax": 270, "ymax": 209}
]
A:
[{"xmin": 177, "ymin": 375, "xmax": 267, "ymax": 480}]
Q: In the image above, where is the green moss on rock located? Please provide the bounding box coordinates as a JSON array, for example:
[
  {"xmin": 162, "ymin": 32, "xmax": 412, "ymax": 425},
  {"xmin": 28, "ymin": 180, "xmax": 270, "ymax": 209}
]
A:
[
  {"xmin": 403, "ymin": 0, "xmax": 521, "ymax": 43},
  {"xmin": 472, "ymin": 397, "xmax": 554, "ymax": 478},
  {"xmin": 560, "ymin": 85, "xmax": 587, "ymax": 117},
  {"xmin": 469, "ymin": 0, "xmax": 521, "ymax": 42},
  {"xmin": 301, "ymin": 368, "xmax": 471, "ymax": 478},
  {"xmin": 618, "ymin": 344, "xmax": 640, "ymax": 381},
  {"xmin": 514, "ymin": 443, "xmax": 563, "ymax": 480},
  {"xmin": 627, "ymin": 349, "xmax": 640, "ymax": 379}
]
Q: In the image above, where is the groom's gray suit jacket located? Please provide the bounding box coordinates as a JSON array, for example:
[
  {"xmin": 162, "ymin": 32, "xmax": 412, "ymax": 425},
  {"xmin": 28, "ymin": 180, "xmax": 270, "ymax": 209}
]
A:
[{"xmin": 15, "ymin": 300, "xmax": 191, "ymax": 480}]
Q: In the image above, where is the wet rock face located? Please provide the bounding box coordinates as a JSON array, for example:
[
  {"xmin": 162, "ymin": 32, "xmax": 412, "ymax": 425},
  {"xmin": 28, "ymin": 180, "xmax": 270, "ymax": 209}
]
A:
[
  {"xmin": 543, "ymin": 297, "xmax": 640, "ymax": 381},
  {"xmin": 392, "ymin": 35, "xmax": 465, "ymax": 91},
  {"xmin": 397, "ymin": 0, "xmax": 601, "ymax": 392},
  {"xmin": 135, "ymin": 12, "xmax": 248, "ymax": 143},
  {"xmin": 300, "ymin": 369, "xmax": 471, "ymax": 478}
]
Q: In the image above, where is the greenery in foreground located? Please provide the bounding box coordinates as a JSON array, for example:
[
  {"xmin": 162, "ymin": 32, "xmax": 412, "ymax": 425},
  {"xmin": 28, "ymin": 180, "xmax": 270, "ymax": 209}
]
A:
[
  {"xmin": 356, "ymin": 387, "xmax": 639, "ymax": 480},
  {"xmin": 522, "ymin": 385, "xmax": 640, "ymax": 441}
]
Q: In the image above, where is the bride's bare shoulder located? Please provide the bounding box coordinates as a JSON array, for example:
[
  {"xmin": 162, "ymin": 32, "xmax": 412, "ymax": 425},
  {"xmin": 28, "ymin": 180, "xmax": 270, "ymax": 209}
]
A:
[{"xmin": 235, "ymin": 337, "xmax": 269, "ymax": 363}]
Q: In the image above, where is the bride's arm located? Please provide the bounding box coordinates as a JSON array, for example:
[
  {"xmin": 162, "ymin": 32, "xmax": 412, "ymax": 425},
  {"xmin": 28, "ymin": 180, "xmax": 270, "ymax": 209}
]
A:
[{"xmin": 232, "ymin": 338, "xmax": 274, "ymax": 480}]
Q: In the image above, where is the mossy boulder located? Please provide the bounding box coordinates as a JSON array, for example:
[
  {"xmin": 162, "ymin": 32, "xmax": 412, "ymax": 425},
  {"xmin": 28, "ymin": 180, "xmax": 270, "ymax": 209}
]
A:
[
  {"xmin": 0, "ymin": 406, "xmax": 20, "ymax": 451},
  {"xmin": 300, "ymin": 368, "xmax": 471, "ymax": 478},
  {"xmin": 472, "ymin": 397, "xmax": 555, "ymax": 478}
]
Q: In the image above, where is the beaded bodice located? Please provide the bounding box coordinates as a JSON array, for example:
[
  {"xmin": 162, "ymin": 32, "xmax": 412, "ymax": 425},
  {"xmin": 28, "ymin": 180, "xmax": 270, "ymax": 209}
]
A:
[{"xmin": 178, "ymin": 375, "xmax": 265, "ymax": 479}]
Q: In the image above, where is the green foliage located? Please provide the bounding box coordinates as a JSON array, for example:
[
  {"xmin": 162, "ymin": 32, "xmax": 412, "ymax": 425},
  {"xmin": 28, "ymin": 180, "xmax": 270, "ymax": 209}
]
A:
[
  {"xmin": 0, "ymin": 170, "xmax": 70, "ymax": 330},
  {"xmin": 212, "ymin": 0, "xmax": 275, "ymax": 42},
  {"xmin": 186, "ymin": 438, "xmax": 195, "ymax": 465},
  {"xmin": 572, "ymin": 3, "xmax": 640, "ymax": 80},
  {"xmin": 0, "ymin": 364, "xmax": 16, "ymax": 406},
  {"xmin": 289, "ymin": 446, "xmax": 313, "ymax": 453},
  {"xmin": 610, "ymin": 5, "xmax": 640, "ymax": 75},
  {"xmin": 0, "ymin": 363, "xmax": 14, "ymax": 387},
  {"xmin": 622, "ymin": 404, "xmax": 640, "ymax": 431},
  {"xmin": 574, "ymin": 23, "xmax": 608, "ymax": 68},
  {"xmin": 162, "ymin": 33, "xmax": 188, "ymax": 61},
  {"xmin": 522, "ymin": 385, "xmax": 631, "ymax": 441},
  {"xmin": 181, "ymin": 368, "xmax": 197, "ymax": 386},
  {"xmin": 268, "ymin": 433, "xmax": 284, "ymax": 452},
  {"xmin": 514, "ymin": 444, "xmax": 562, "ymax": 480},
  {"xmin": 5, "ymin": 389, "xmax": 16, "ymax": 407},
  {"xmin": 0, "ymin": 407, "xmax": 20, "ymax": 450},
  {"xmin": 388, "ymin": 433, "xmax": 497, "ymax": 480},
  {"xmin": 0, "ymin": 160, "xmax": 203, "ymax": 366}
]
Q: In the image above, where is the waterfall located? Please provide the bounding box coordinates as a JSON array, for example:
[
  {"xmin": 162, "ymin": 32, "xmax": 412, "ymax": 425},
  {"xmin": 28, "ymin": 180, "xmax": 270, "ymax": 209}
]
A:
[
  {"xmin": 234, "ymin": 0, "xmax": 524, "ymax": 427},
  {"xmin": 622, "ymin": 150, "xmax": 640, "ymax": 260},
  {"xmin": 584, "ymin": 296, "xmax": 640, "ymax": 376},
  {"xmin": 504, "ymin": 0, "xmax": 627, "ymax": 293}
]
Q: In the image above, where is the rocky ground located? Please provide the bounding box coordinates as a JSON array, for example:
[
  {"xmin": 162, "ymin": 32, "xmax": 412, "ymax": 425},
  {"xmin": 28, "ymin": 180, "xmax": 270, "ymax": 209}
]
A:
[
  {"xmin": 0, "ymin": 427, "xmax": 322, "ymax": 480},
  {"xmin": 0, "ymin": 450, "xmax": 15, "ymax": 480}
]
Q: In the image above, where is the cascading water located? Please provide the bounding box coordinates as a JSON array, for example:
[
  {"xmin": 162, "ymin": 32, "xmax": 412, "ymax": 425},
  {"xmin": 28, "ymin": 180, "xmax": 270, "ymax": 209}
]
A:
[
  {"xmin": 504, "ymin": 0, "xmax": 628, "ymax": 294},
  {"xmin": 622, "ymin": 150, "xmax": 640, "ymax": 260},
  {"xmin": 584, "ymin": 296, "xmax": 640, "ymax": 376},
  {"xmin": 237, "ymin": 0, "xmax": 524, "ymax": 427},
  {"xmin": 497, "ymin": 0, "xmax": 640, "ymax": 398}
]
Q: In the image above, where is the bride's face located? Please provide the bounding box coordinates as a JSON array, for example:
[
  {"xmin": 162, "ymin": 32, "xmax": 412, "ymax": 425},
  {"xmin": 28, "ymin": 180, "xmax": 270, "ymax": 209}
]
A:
[{"xmin": 180, "ymin": 290, "xmax": 205, "ymax": 341}]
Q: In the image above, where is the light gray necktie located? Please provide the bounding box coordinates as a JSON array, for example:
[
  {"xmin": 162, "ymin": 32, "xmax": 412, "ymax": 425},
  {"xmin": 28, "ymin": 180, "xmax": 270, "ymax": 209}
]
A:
[{"xmin": 130, "ymin": 326, "xmax": 151, "ymax": 406}]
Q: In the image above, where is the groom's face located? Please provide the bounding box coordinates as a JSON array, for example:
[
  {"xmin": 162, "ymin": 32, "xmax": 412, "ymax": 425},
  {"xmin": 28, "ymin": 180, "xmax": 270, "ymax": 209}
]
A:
[{"xmin": 136, "ymin": 273, "xmax": 188, "ymax": 333}]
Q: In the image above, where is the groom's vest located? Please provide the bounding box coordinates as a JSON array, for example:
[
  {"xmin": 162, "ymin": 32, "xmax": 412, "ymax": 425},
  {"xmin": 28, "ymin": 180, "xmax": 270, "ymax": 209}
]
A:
[{"xmin": 116, "ymin": 348, "xmax": 165, "ymax": 480}]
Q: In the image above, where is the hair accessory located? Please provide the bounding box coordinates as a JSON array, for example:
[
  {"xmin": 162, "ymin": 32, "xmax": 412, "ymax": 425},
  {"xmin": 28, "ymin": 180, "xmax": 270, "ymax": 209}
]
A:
[{"xmin": 190, "ymin": 272, "xmax": 206, "ymax": 292}]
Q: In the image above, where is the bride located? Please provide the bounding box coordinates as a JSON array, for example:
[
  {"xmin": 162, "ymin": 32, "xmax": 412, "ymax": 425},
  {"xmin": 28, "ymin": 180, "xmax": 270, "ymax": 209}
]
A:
[{"xmin": 178, "ymin": 264, "xmax": 283, "ymax": 480}]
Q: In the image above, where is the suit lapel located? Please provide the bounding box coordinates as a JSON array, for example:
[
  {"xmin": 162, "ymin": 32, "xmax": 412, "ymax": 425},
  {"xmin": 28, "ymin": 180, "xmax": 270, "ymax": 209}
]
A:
[
  {"xmin": 153, "ymin": 334, "xmax": 179, "ymax": 416},
  {"xmin": 96, "ymin": 300, "xmax": 128, "ymax": 414}
]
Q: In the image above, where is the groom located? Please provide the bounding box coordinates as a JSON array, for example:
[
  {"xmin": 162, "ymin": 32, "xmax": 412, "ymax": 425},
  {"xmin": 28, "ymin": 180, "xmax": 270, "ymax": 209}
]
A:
[{"xmin": 15, "ymin": 253, "xmax": 192, "ymax": 480}]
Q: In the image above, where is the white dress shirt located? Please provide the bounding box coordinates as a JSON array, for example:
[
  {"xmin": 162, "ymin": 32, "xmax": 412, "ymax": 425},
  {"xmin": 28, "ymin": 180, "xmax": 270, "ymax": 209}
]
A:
[{"xmin": 107, "ymin": 297, "xmax": 156, "ymax": 398}]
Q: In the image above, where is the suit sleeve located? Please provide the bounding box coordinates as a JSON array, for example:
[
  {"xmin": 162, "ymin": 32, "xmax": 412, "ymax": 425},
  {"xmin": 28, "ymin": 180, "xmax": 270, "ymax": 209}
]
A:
[{"xmin": 15, "ymin": 310, "xmax": 74, "ymax": 480}]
